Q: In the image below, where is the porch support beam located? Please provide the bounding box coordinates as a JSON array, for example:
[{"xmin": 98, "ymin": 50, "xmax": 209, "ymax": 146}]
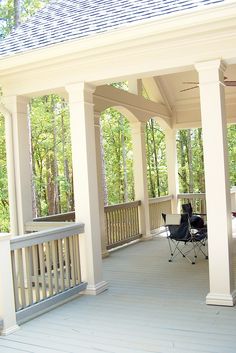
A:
[
  {"xmin": 3, "ymin": 95, "xmax": 33, "ymax": 235},
  {"xmin": 66, "ymin": 82, "xmax": 108, "ymax": 295},
  {"xmin": 94, "ymin": 84, "xmax": 171, "ymax": 125},
  {"xmin": 196, "ymin": 59, "xmax": 236, "ymax": 306},
  {"xmin": 165, "ymin": 128, "xmax": 179, "ymax": 213},
  {"xmin": 131, "ymin": 122, "xmax": 151, "ymax": 240}
]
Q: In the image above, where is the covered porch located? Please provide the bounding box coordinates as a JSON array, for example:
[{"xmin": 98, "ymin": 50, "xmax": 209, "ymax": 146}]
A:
[
  {"xmin": 1, "ymin": 236, "xmax": 236, "ymax": 353},
  {"xmin": 1, "ymin": 0, "xmax": 236, "ymax": 338}
]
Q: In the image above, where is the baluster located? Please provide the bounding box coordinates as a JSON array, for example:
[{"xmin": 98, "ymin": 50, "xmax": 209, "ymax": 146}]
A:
[{"xmin": 38, "ymin": 243, "xmax": 46, "ymax": 299}]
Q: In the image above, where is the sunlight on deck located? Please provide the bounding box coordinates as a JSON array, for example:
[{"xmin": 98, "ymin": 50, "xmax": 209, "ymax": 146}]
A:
[{"xmin": 1, "ymin": 236, "xmax": 236, "ymax": 353}]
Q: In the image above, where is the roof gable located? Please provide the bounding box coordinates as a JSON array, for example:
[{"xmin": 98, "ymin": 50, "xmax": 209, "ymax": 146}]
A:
[{"xmin": 0, "ymin": 0, "xmax": 225, "ymax": 57}]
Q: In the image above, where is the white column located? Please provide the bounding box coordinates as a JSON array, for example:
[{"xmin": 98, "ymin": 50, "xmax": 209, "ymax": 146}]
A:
[
  {"xmin": 165, "ymin": 128, "xmax": 179, "ymax": 213},
  {"xmin": 196, "ymin": 59, "xmax": 236, "ymax": 306},
  {"xmin": 3, "ymin": 96, "xmax": 33, "ymax": 235},
  {"xmin": 0, "ymin": 104, "xmax": 18, "ymax": 235},
  {"xmin": 131, "ymin": 121, "xmax": 151, "ymax": 240},
  {"xmin": 66, "ymin": 82, "xmax": 108, "ymax": 295},
  {"xmin": 94, "ymin": 112, "xmax": 109, "ymax": 258},
  {"xmin": 0, "ymin": 234, "xmax": 19, "ymax": 335}
]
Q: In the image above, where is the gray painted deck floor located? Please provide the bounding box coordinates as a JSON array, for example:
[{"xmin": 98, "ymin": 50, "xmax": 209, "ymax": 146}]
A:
[{"xmin": 1, "ymin": 236, "xmax": 236, "ymax": 353}]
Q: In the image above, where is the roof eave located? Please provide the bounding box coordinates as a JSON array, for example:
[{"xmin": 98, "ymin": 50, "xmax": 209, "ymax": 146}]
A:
[{"xmin": 0, "ymin": 0, "xmax": 236, "ymax": 76}]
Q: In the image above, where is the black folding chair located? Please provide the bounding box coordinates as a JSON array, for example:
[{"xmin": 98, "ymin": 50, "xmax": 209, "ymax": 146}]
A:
[
  {"xmin": 182, "ymin": 202, "xmax": 206, "ymax": 229},
  {"xmin": 163, "ymin": 213, "xmax": 208, "ymax": 264}
]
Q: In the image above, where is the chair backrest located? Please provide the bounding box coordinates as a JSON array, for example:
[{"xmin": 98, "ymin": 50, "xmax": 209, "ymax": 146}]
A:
[
  {"xmin": 182, "ymin": 203, "xmax": 193, "ymax": 217},
  {"xmin": 163, "ymin": 213, "xmax": 191, "ymax": 241}
]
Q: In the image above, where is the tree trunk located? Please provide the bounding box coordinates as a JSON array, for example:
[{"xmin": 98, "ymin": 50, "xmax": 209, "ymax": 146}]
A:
[
  {"xmin": 150, "ymin": 119, "xmax": 160, "ymax": 197},
  {"xmin": 146, "ymin": 121, "xmax": 155, "ymax": 198},
  {"xmin": 51, "ymin": 97, "xmax": 61, "ymax": 214},
  {"xmin": 46, "ymin": 155, "xmax": 54, "ymax": 214},
  {"xmin": 187, "ymin": 129, "xmax": 194, "ymax": 193},
  {"xmin": 14, "ymin": 0, "xmax": 21, "ymax": 28},
  {"xmin": 178, "ymin": 130, "xmax": 188, "ymax": 192},
  {"xmin": 28, "ymin": 102, "xmax": 37, "ymax": 218},
  {"xmin": 99, "ymin": 119, "xmax": 108, "ymax": 206},
  {"xmin": 61, "ymin": 111, "xmax": 71, "ymax": 211},
  {"xmin": 120, "ymin": 114, "xmax": 128, "ymax": 203}
]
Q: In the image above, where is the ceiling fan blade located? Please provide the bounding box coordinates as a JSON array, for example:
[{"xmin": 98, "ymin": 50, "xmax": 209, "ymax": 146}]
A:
[
  {"xmin": 224, "ymin": 81, "xmax": 236, "ymax": 86},
  {"xmin": 180, "ymin": 85, "xmax": 199, "ymax": 92},
  {"xmin": 182, "ymin": 81, "xmax": 199, "ymax": 85}
]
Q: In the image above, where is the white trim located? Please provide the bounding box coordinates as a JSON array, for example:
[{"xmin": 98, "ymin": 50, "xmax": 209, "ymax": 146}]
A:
[
  {"xmin": 206, "ymin": 291, "xmax": 236, "ymax": 306},
  {"xmin": 83, "ymin": 281, "xmax": 109, "ymax": 295},
  {"xmin": 0, "ymin": 325, "xmax": 20, "ymax": 336},
  {"xmin": 1, "ymin": 2, "xmax": 236, "ymax": 76}
]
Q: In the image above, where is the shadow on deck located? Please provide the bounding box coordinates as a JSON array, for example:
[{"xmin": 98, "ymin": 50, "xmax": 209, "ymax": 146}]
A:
[{"xmin": 1, "ymin": 236, "xmax": 236, "ymax": 353}]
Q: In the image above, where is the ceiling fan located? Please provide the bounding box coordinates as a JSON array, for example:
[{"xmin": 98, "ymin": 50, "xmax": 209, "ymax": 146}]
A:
[{"xmin": 180, "ymin": 77, "xmax": 236, "ymax": 92}]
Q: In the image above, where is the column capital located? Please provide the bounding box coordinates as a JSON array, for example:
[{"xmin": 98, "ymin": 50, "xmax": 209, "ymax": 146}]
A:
[
  {"xmin": 2, "ymin": 95, "xmax": 29, "ymax": 113},
  {"xmin": 65, "ymin": 82, "xmax": 96, "ymax": 104},
  {"xmin": 195, "ymin": 59, "xmax": 227, "ymax": 73}
]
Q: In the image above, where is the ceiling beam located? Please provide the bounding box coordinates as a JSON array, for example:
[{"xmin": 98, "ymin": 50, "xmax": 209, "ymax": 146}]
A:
[{"xmin": 94, "ymin": 84, "xmax": 171, "ymax": 126}]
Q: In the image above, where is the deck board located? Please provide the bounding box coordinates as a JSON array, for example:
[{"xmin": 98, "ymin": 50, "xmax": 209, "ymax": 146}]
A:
[{"xmin": 1, "ymin": 236, "xmax": 236, "ymax": 353}]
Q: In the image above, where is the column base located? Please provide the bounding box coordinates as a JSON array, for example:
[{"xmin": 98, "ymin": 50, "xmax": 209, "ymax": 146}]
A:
[
  {"xmin": 102, "ymin": 250, "xmax": 110, "ymax": 259},
  {"xmin": 0, "ymin": 324, "xmax": 20, "ymax": 336},
  {"xmin": 141, "ymin": 234, "xmax": 153, "ymax": 241},
  {"xmin": 206, "ymin": 290, "xmax": 236, "ymax": 306},
  {"xmin": 83, "ymin": 281, "xmax": 108, "ymax": 295}
]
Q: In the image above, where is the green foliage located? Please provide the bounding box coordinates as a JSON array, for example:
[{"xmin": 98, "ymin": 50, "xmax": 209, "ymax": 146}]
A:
[
  {"xmin": 177, "ymin": 128, "xmax": 205, "ymax": 193},
  {"xmin": 146, "ymin": 119, "xmax": 168, "ymax": 197},
  {"xmin": 30, "ymin": 95, "xmax": 73, "ymax": 216},
  {"xmin": 101, "ymin": 108, "xmax": 134, "ymax": 204},
  {"xmin": 0, "ymin": 0, "xmax": 49, "ymax": 38},
  {"xmin": 228, "ymin": 125, "xmax": 236, "ymax": 186}
]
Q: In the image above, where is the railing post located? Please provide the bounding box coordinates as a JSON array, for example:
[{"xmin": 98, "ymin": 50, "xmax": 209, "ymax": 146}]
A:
[{"xmin": 0, "ymin": 234, "xmax": 19, "ymax": 335}]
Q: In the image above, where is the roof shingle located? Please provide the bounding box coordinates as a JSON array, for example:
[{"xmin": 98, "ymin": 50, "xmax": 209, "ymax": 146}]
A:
[{"xmin": 0, "ymin": 0, "xmax": 225, "ymax": 57}]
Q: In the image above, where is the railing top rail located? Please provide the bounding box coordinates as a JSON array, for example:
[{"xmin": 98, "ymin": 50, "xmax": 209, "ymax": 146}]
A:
[
  {"xmin": 10, "ymin": 222, "xmax": 84, "ymax": 251},
  {"xmin": 177, "ymin": 193, "xmax": 205, "ymax": 199},
  {"xmin": 34, "ymin": 211, "xmax": 75, "ymax": 222},
  {"xmin": 149, "ymin": 195, "xmax": 173, "ymax": 204},
  {"xmin": 104, "ymin": 200, "xmax": 141, "ymax": 212}
]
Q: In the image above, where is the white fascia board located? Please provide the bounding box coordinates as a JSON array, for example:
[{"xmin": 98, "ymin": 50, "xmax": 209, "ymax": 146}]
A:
[{"xmin": 0, "ymin": 1, "xmax": 236, "ymax": 76}]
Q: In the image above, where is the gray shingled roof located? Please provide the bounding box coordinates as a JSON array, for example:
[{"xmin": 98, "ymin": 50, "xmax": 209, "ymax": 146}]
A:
[{"xmin": 0, "ymin": 0, "xmax": 225, "ymax": 57}]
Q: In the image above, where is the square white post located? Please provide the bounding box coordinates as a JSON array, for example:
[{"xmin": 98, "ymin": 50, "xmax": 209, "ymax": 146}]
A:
[
  {"xmin": 196, "ymin": 60, "xmax": 236, "ymax": 306},
  {"xmin": 131, "ymin": 121, "xmax": 152, "ymax": 240},
  {"xmin": 3, "ymin": 96, "xmax": 33, "ymax": 235},
  {"xmin": 165, "ymin": 128, "xmax": 179, "ymax": 213},
  {"xmin": 0, "ymin": 234, "xmax": 19, "ymax": 335},
  {"xmin": 94, "ymin": 112, "xmax": 109, "ymax": 258},
  {"xmin": 66, "ymin": 83, "xmax": 108, "ymax": 295}
]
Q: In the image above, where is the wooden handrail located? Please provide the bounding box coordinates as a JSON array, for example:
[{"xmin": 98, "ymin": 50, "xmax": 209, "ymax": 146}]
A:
[
  {"xmin": 104, "ymin": 200, "xmax": 141, "ymax": 212},
  {"xmin": 11, "ymin": 223, "xmax": 84, "ymax": 250},
  {"xmin": 177, "ymin": 193, "xmax": 205, "ymax": 200},
  {"xmin": 149, "ymin": 195, "xmax": 173, "ymax": 204}
]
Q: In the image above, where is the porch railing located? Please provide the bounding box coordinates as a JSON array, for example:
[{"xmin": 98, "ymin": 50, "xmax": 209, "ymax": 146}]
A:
[
  {"xmin": 149, "ymin": 195, "xmax": 173, "ymax": 231},
  {"xmin": 105, "ymin": 201, "xmax": 141, "ymax": 250},
  {"xmin": 10, "ymin": 223, "xmax": 86, "ymax": 324},
  {"xmin": 177, "ymin": 193, "xmax": 206, "ymax": 214}
]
